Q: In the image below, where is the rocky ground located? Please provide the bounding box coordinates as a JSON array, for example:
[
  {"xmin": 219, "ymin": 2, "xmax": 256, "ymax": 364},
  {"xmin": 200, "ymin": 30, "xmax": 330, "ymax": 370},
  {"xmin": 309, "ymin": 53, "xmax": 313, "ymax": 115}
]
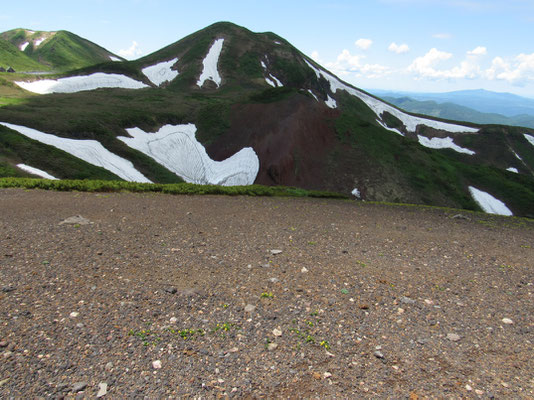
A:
[{"xmin": 0, "ymin": 188, "xmax": 533, "ymax": 399}]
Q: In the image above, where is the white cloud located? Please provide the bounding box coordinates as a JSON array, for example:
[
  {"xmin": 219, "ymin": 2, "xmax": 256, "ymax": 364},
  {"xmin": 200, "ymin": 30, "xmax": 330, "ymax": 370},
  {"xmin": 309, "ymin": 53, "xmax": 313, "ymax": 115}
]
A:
[
  {"xmin": 388, "ymin": 42, "xmax": 410, "ymax": 54},
  {"xmin": 325, "ymin": 49, "xmax": 390, "ymax": 79},
  {"xmin": 118, "ymin": 41, "xmax": 143, "ymax": 59},
  {"xmin": 408, "ymin": 48, "xmax": 482, "ymax": 80},
  {"xmin": 485, "ymin": 53, "xmax": 534, "ymax": 85},
  {"xmin": 467, "ymin": 46, "xmax": 487, "ymax": 56},
  {"xmin": 311, "ymin": 50, "xmax": 320, "ymax": 62},
  {"xmin": 355, "ymin": 38, "xmax": 373, "ymax": 50},
  {"xmin": 432, "ymin": 33, "xmax": 452, "ymax": 39}
]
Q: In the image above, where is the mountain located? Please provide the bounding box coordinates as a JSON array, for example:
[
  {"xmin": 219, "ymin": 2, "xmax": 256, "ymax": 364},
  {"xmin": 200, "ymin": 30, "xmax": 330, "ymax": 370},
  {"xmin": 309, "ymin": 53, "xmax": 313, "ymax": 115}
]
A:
[
  {"xmin": 0, "ymin": 22, "xmax": 533, "ymax": 217},
  {"xmin": 0, "ymin": 38, "xmax": 48, "ymax": 72},
  {"xmin": 371, "ymin": 89, "xmax": 534, "ymax": 118},
  {"xmin": 382, "ymin": 96, "xmax": 534, "ymax": 129},
  {"xmin": 0, "ymin": 28, "xmax": 123, "ymax": 71}
]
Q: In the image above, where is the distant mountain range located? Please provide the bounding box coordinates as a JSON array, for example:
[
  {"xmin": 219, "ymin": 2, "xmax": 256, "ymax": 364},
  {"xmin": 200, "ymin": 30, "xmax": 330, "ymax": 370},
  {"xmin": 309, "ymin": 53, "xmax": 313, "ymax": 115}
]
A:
[
  {"xmin": 0, "ymin": 22, "xmax": 533, "ymax": 217},
  {"xmin": 371, "ymin": 89, "xmax": 534, "ymax": 125},
  {"xmin": 375, "ymin": 94, "xmax": 534, "ymax": 129}
]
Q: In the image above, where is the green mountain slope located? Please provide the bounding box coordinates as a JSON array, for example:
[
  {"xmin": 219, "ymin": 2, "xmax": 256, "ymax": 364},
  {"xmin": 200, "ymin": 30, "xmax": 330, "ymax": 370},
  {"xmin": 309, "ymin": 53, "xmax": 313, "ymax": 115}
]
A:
[
  {"xmin": 0, "ymin": 38, "xmax": 49, "ymax": 72},
  {"xmin": 1, "ymin": 22, "xmax": 533, "ymax": 217},
  {"xmin": 1, "ymin": 29, "xmax": 123, "ymax": 71}
]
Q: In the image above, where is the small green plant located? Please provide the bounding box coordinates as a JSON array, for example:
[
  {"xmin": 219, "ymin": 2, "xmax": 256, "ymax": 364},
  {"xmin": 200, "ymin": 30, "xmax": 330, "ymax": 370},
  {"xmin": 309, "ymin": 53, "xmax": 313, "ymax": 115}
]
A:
[
  {"xmin": 176, "ymin": 328, "xmax": 205, "ymax": 340},
  {"xmin": 319, "ymin": 340, "xmax": 330, "ymax": 350},
  {"xmin": 128, "ymin": 328, "xmax": 161, "ymax": 346},
  {"xmin": 308, "ymin": 241, "xmax": 317, "ymax": 245},
  {"xmin": 340, "ymin": 288, "xmax": 349, "ymax": 294},
  {"xmin": 222, "ymin": 304, "xmax": 229, "ymax": 309},
  {"xmin": 310, "ymin": 310, "xmax": 319, "ymax": 317},
  {"xmin": 260, "ymin": 292, "xmax": 274, "ymax": 299},
  {"xmin": 356, "ymin": 260, "xmax": 367, "ymax": 267},
  {"xmin": 499, "ymin": 264, "xmax": 513, "ymax": 270}
]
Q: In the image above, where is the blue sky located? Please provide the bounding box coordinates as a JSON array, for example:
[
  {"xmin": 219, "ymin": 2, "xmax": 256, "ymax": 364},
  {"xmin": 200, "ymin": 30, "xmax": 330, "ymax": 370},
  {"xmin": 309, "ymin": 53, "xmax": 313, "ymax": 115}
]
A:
[{"xmin": 2, "ymin": 0, "xmax": 534, "ymax": 96}]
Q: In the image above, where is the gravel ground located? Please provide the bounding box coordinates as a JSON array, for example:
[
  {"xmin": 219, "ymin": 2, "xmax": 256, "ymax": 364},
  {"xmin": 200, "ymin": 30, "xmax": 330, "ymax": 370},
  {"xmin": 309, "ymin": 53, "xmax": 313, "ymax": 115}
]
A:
[{"xmin": 0, "ymin": 188, "xmax": 533, "ymax": 399}]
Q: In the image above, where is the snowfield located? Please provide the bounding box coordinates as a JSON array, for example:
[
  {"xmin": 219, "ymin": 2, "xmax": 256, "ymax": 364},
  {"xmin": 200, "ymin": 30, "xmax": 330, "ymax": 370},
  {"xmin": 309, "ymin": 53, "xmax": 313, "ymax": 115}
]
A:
[
  {"xmin": 506, "ymin": 167, "xmax": 518, "ymax": 173},
  {"xmin": 0, "ymin": 122, "xmax": 151, "ymax": 183},
  {"xmin": 142, "ymin": 58, "xmax": 179, "ymax": 86},
  {"xmin": 304, "ymin": 59, "xmax": 478, "ymax": 135},
  {"xmin": 525, "ymin": 133, "xmax": 534, "ymax": 147},
  {"xmin": 417, "ymin": 135, "xmax": 475, "ymax": 155},
  {"xmin": 109, "ymin": 56, "xmax": 122, "ymax": 62},
  {"xmin": 307, "ymin": 90, "xmax": 318, "ymax": 102},
  {"xmin": 16, "ymin": 164, "xmax": 58, "ymax": 180},
  {"xmin": 20, "ymin": 42, "xmax": 29, "ymax": 51},
  {"xmin": 34, "ymin": 37, "xmax": 46, "ymax": 47},
  {"xmin": 197, "ymin": 39, "xmax": 224, "ymax": 88},
  {"xmin": 119, "ymin": 124, "xmax": 259, "ymax": 186},
  {"xmin": 468, "ymin": 186, "xmax": 512, "ymax": 216},
  {"xmin": 15, "ymin": 73, "xmax": 149, "ymax": 94},
  {"xmin": 325, "ymin": 95, "xmax": 337, "ymax": 109}
]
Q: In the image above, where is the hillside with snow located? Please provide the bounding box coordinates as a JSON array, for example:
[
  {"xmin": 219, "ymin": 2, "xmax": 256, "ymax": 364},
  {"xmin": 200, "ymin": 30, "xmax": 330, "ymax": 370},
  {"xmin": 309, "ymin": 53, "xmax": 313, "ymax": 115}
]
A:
[{"xmin": 0, "ymin": 21, "xmax": 533, "ymax": 217}]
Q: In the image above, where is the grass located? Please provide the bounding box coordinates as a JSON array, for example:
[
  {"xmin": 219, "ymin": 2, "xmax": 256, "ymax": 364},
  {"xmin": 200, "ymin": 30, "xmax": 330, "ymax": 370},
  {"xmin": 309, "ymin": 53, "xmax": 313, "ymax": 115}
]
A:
[{"xmin": 0, "ymin": 177, "xmax": 348, "ymax": 199}]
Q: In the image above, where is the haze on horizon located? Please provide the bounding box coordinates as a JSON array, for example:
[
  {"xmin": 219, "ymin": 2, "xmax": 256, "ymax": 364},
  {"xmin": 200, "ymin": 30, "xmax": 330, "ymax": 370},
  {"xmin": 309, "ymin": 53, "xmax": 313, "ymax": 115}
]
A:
[{"xmin": 1, "ymin": 0, "xmax": 533, "ymax": 98}]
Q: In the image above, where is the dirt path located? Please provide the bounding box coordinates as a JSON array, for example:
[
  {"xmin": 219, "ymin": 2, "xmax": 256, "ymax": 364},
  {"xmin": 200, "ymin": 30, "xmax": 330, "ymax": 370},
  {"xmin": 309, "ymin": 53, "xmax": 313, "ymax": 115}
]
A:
[{"xmin": 1, "ymin": 189, "xmax": 533, "ymax": 399}]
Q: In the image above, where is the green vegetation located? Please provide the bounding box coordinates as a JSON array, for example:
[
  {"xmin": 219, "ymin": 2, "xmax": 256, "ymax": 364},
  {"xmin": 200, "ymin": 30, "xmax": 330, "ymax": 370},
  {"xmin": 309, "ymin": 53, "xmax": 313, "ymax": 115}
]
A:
[{"xmin": 0, "ymin": 177, "xmax": 348, "ymax": 199}]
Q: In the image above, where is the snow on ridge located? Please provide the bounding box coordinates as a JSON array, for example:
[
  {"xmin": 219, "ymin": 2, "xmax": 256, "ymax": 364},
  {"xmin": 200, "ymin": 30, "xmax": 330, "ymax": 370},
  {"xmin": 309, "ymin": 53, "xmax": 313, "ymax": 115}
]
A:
[
  {"xmin": 513, "ymin": 151, "xmax": 523, "ymax": 161},
  {"xmin": 109, "ymin": 55, "xmax": 122, "ymax": 62},
  {"xmin": 417, "ymin": 135, "xmax": 475, "ymax": 155},
  {"xmin": 197, "ymin": 38, "xmax": 224, "ymax": 88},
  {"xmin": 524, "ymin": 133, "xmax": 534, "ymax": 147},
  {"xmin": 16, "ymin": 163, "xmax": 58, "ymax": 180},
  {"xmin": 468, "ymin": 186, "xmax": 512, "ymax": 216},
  {"xmin": 15, "ymin": 73, "xmax": 149, "ymax": 94},
  {"xmin": 304, "ymin": 59, "xmax": 478, "ymax": 134},
  {"xmin": 506, "ymin": 167, "xmax": 518, "ymax": 173},
  {"xmin": 119, "ymin": 124, "xmax": 259, "ymax": 186},
  {"xmin": 20, "ymin": 42, "xmax": 29, "ymax": 51},
  {"xmin": 0, "ymin": 122, "xmax": 151, "ymax": 183},
  {"xmin": 377, "ymin": 119, "xmax": 404, "ymax": 136},
  {"xmin": 142, "ymin": 58, "xmax": 179, "ymax": 86}
]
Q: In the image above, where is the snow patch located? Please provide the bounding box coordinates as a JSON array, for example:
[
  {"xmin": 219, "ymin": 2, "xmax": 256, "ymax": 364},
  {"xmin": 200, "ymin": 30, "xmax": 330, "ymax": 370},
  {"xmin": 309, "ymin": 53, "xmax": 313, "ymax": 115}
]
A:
[
  {"xmin": 377, "ymin": 119, "xmax": 404, "ymax": 136},
  {"xmin": 0, "ymin": 122, "xmax": 150, "ymax": 183},
  {"xmin": 307, "ymin": 90, "xmax": 318, "ymax": 101},
  {"xmin": 16, "ymin": 163, "xmax": 58, "ymax": 180},
  {"xmin": 513, "ymin": 151, "xmax": 523, "ymax": 161},
  {"xmin": 417, "ymin": 135, "xmax": 475, "ymax": 155},
  {"xmin": 351, "ymin": 188, "xmax": 361, "ymax": 198},
  {"xmin": 142, "ymin": 58, "xmax": 179, "ymax": 86},
  {"xmin": 325, "ymin": 95, "xmax": 337, "ymax": 109},
  {"xmin": 274, "ymin": 41, "xmax": 281, "ymax": 45},
  {"xmin": 468, "ymin": 186, "xmax": 512, "ymax": 216},
  {"xmin": 20, "ymin": 42, "xmax": 29, "ymax": 51},
  {"xmin": 524, "ymin": 133, "xmax": 534, "ymax": 147},
  {"xmin": 506, "ymin": 167, "xmax": 518, "ymax": 173},
  {"xmin": 15, "ymin": 73, "xmax": 149, "ymax": 94},
  {"xmin": 304, "ymin": 59, "xmax": 478, "ymax": 134},
  {"xmin": 264, "ymin": 76, "xmax": 276, "ymax": 87},
  {"xmin": 34, "ymin": 37, "xmax": 46, "ymax": 47},
  {"xmin": 197, "ymin": 39, "xmax": 224, "ymax": 88},
  {"xmin": 118, "ymin": 124, "xmax": 259, "ymax": 186},
  {"xmin": 261, "ymin": 59, "xmax": 283, "ymax": 87},
  {"xmin": 109, "ymin": 55, "xmax": 122, "ymax": 62}
]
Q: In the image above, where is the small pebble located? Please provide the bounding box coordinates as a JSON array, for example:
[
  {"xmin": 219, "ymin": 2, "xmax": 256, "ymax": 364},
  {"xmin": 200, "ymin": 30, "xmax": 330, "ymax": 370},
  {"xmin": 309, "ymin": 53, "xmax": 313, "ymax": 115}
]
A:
[
  {"xmin": 69, "ymin": 312, "xmax": 79, "ymax": 318},
  {"xmin": 267, "ymin": 343, "xmax": 278, "ymax": 351},
  {"xmin": 152, "ymin": 360, "xmax": 162, "ymax": 369},
  {"xmin": 96, "ymin": 382, "xmax": 108, "ymax": 397},
  {"xmin": 374, "ymin": 351, "xmax": 385, "ymax": 359},
  {"xmin": 169, "ymin": 317, "xmax": 177, "ymax": 323},
  {"xmin": 244, "ymin": 304, "xmax": 256, "ymax": 313},
  {"xmin": 447, "ymin": 333, "xmax": 461, "ymax": 342},
  {"xmin": 270, "ymin": 249, "xmax": 282, "ymax": 255},
  {"xmin": 502, "ymin": 318, "xmax": 513, "ymax": 325},
  {"xmin": 301, "ymin": 267, "xmax": 309, "ymax": 273},
  {"xmin": 72, "ymin": 382, "xmax": 88, "ymax": 393},
  {"xmin": 272, "ymin": 328, "xmax": 282, "ymax": 337}
]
